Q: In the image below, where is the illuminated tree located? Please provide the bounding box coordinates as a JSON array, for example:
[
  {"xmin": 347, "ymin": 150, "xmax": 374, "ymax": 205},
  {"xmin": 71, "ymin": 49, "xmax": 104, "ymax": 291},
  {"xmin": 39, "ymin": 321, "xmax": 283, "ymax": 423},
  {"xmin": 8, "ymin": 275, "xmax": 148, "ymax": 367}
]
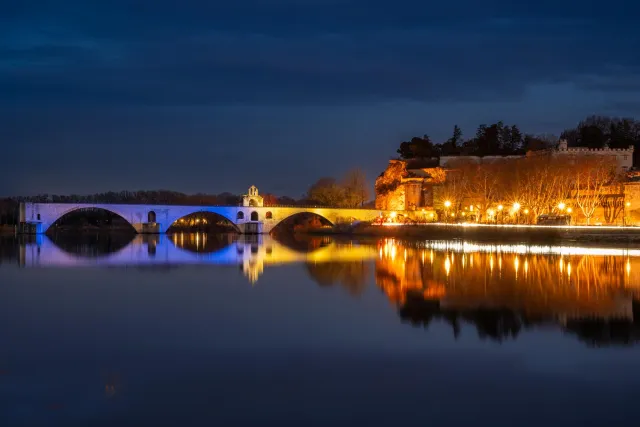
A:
[
  {"xmin": 307, "ymin": 177, "xmax": 345, "ymax": 207},
  {"xmin": 572, "ymin": 156, "xmax": 620, "ymax": 224},
  {"xmin": 342, "ymin": 168, "xmax": 370, "ymax": 208}
]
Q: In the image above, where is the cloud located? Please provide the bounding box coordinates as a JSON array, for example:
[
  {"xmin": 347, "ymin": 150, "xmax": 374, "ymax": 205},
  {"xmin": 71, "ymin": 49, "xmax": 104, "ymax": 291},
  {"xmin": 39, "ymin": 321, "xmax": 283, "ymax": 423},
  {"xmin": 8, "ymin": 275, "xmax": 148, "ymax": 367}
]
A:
[{"xmin": 1, "ymin": 1, "xmax": 639, "ymax": 107}]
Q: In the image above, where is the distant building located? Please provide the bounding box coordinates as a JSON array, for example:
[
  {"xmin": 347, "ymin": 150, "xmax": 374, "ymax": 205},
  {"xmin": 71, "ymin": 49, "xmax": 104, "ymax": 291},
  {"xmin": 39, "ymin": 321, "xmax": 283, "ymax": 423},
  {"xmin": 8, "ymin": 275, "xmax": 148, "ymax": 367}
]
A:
[
  {"xmin": 375, "ymin": 159, "xmax": 445, "ymax": 211},
  {"xmin": 551, "ymin": 139, "xmax": 634, "ymax": 172}
]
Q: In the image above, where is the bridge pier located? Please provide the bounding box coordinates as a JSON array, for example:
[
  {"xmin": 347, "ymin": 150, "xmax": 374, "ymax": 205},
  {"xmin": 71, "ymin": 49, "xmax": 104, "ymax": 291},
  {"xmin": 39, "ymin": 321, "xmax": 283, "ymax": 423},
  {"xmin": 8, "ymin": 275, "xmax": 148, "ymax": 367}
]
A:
[
  {"xmin": 18, "ymin": 222, "xmax": 44, "ymax": 234},
  {"xmin": 132, "ymin": 223, "xmax": 162, "ymax": 234}
]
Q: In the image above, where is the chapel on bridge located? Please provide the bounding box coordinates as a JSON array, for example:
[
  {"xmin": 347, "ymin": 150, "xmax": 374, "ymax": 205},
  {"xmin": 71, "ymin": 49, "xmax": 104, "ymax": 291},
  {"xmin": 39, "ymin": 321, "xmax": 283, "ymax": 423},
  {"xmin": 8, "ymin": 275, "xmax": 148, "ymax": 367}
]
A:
[{"xmin": 242, "ymin": 185, "xmax": 264, "ymax": 207}]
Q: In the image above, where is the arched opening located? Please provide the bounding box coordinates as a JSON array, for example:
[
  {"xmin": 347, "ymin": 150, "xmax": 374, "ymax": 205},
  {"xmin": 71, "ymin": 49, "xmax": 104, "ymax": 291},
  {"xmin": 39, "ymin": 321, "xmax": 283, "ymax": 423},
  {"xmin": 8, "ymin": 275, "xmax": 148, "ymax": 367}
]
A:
[
  {"xmin": 251, "ymin": 211, "xmax": 259, "ymax": 221},
  {"xmin": 46, "ymin": 207, "xmax": 137, "ymax": 255},
  {"xmin": 269, "ymin": 212, "xmax": 333, "ymax": 236},
  {"xmin": 266, "ymin": 211, "xmax": 273, "ymax": 219},
  {"xmin": 148, "ymin": 211, "xmax": 156, "ymax": 223},
  {"xmin": 166, "ymin": 211, "xmax": 240, "ymax": 234},
  {"xmin": 37, "ymin": 214, "xmax": 41, "ymax": 221},
  {"xmin": 47, "ymin": 207, "xmax": 136, "ymax": 235},
  {"xmin": 249, "ymin": 199, "xmax": 259, "ymax": 207},
  {"xmin": 237, "ymin": 211, "xmax": 245, "ymax": 221}
]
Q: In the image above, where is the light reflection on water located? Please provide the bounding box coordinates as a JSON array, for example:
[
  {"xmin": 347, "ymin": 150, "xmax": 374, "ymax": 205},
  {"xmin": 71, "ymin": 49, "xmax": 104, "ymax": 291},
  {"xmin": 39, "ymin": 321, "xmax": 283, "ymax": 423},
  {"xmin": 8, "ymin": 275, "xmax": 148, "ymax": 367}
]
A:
[
  {"xmin": 3, "ymin": 233, "xmax": 640, "ymax": 425},
  {"xmin": 5, "ymin": 233, "xmax": 640, "ymax": 347}
]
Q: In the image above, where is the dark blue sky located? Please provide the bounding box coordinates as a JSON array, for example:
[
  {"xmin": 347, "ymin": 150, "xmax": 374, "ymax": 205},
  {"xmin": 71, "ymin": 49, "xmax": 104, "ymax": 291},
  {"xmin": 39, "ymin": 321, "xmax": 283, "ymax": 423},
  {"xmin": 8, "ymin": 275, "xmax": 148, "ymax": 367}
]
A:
[{"xmin": 2, "ymin": 0, "xmax": 639, "ymax": 197}]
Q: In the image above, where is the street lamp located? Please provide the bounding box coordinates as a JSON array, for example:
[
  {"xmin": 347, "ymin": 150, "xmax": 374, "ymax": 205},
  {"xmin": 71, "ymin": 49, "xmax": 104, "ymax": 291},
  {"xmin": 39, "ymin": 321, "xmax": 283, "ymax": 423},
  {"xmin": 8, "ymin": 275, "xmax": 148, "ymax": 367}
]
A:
[
  {"xmin": 512, "ymin": 202, "xmax": 521, "ymax": 224},
  {"xmin": 625, "ymin": 201, "xmax": 631, "ymax": 226},
  {"xmin": 444, "ymin": 200, "xmax": 451, "ymax": 223},
  {"xmin": 558, "ymin": 202, "xmax": 566, "ymax": 211}
]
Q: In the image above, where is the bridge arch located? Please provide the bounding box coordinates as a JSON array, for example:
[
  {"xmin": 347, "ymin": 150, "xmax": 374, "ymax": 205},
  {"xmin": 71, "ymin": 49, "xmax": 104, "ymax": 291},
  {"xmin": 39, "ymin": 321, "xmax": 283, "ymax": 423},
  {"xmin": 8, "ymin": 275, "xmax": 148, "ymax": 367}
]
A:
[
  {"xmin": 269, "ymin": 211, "xmax": 334, "ymax": 233},
  {"xmin": 165, "ymin": 210, "xmax": 240, "ymax": 234},
  {"xmin": 44, "ymin": 206, "xmax": 136, "ymax": 234}
]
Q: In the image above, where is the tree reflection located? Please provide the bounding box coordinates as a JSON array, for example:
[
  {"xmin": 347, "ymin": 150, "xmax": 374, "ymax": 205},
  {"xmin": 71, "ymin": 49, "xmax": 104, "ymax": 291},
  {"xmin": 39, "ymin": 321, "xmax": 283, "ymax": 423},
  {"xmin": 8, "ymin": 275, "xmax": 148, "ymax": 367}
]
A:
[
  {"xmin": 305, "ymin": 261, "xmax": 370, "ymax": 295},
  {"xmin": 379, "ymin": 239, "xmax": 640, "ymax": 346}
]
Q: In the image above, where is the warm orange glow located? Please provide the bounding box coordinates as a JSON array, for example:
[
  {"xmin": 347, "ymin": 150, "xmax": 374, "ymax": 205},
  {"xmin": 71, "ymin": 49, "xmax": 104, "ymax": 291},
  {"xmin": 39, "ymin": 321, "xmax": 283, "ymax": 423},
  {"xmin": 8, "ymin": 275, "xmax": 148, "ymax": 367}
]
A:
[
  {"xmin": 444, "ymin": 200, "xmax": 452, "ymax": 208},
  {"xmin": 374, "ymin": 238, "xmax": 640, "ymax": 324},
  {"xmin": 558, "ymin": 202, "xmax": 566, "ymax": 211},
  {"xmin": 497, "ymin": 205, "xmax": 503, "ymax": 211},
  {"xmin": 512, "ymin": 202, "xmax": 521, "ymax": 211}
]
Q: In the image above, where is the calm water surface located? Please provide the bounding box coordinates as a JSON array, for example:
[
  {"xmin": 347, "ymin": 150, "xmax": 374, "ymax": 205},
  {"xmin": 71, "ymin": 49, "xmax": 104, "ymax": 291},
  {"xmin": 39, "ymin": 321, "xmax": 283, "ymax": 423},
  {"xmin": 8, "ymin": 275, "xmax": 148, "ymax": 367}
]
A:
[{"xmin": 2, "ymin": 233, "xmax": 640, "ymax": 426}]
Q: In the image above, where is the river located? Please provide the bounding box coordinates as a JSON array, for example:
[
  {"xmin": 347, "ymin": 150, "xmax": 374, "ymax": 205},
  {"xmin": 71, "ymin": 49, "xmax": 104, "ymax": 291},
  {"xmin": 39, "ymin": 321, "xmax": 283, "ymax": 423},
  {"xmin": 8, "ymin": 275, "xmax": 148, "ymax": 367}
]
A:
[{"xmin": 2, "ymin": 233, "xmax": 640, "ymax": 426}]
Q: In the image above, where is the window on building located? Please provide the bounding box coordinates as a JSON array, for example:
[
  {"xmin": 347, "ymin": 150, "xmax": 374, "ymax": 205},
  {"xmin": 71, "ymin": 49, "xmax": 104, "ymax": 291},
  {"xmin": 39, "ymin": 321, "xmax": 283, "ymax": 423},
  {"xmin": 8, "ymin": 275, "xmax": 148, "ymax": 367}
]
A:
[
  {"xmin": 237, "ymin": 211, "xmax": 244, "ymax": 220},
  {"xmin": 266, "ymin": 211, "xmax": 273, "ymax": 219}
]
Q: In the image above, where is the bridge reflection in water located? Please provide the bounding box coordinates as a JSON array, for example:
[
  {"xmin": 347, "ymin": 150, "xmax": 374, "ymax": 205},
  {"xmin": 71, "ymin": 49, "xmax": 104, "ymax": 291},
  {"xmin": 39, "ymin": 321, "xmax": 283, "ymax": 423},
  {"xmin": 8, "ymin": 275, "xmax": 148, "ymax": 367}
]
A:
[
  {"xmin": 16, "ymin": 234, "xmax": 640, "ymax": 346},
  {"xmin": 19, "ymin": 233, "xmax": 378, "ymax": 285}
]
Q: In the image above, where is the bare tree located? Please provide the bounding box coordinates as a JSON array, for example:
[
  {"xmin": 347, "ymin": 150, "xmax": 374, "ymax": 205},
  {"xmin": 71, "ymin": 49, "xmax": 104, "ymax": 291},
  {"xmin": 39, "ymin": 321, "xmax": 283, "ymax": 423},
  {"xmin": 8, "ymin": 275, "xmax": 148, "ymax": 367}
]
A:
[
  {"xmin": 572, "ymin": 156, "xmax": 619, "ymax": 224},
  {"xmin": 342, "ymin": 168, "xmax": 370, "ymax": 208}
]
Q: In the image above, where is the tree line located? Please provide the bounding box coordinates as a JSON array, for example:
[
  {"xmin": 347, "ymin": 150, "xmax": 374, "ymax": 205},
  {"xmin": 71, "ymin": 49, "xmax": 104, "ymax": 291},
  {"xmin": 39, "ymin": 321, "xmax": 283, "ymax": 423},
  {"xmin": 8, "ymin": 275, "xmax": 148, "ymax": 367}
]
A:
[
  {"xmin": 438, "ymin": 153, "xmax": 623, "ymax": 224},
  {"xmin": 396, "ymin": 115, "xmax": 640, "ymax": 164}
]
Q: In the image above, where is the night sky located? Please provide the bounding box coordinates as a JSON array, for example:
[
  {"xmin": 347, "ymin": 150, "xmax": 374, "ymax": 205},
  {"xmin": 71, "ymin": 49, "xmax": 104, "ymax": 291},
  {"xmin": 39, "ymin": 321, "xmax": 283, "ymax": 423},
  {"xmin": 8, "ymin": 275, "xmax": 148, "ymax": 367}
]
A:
[{"xmin": 2, "ymin": 1, "xmax": 639, "ymax": 198}]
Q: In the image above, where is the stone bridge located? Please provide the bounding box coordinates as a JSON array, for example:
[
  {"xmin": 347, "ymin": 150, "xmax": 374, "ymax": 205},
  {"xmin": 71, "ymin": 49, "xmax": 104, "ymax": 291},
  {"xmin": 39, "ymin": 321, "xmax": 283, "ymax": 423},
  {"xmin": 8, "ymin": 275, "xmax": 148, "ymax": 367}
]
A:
[{"xmin": 19, "ymin": 202, "xmax": 390, "ymax": 234}]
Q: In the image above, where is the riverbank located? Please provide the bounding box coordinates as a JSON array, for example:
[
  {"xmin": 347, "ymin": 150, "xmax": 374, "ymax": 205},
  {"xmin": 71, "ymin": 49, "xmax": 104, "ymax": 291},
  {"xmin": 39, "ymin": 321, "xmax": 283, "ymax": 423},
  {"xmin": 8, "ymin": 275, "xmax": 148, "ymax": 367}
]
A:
[
  {"xmin": 0, "ymin": 225, "xmax": 15, "ymax": 235},
  {"xmin": 307, "ymin": 223, "xmax": 640, "ymax": 245}
]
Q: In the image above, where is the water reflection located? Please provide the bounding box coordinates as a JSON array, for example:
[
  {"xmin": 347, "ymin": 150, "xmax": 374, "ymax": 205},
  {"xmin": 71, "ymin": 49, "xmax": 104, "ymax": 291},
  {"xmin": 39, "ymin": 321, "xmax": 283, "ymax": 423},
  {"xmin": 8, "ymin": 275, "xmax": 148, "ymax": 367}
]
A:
[
  {"xmin": 377, "ymin": 238, "xmax": 640, "ymax": 347},
  {"xmin": 5, "ymin": 233, "xmax": 640, "ymax": 346}
]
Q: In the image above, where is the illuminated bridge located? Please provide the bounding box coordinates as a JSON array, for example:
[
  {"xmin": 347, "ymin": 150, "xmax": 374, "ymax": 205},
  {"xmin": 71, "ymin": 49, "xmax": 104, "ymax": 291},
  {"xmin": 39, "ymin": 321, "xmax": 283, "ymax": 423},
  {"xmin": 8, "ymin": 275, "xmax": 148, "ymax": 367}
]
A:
[{"xmin": 19, "ymin": 186, "xmax": 392, "ymax": 234}]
